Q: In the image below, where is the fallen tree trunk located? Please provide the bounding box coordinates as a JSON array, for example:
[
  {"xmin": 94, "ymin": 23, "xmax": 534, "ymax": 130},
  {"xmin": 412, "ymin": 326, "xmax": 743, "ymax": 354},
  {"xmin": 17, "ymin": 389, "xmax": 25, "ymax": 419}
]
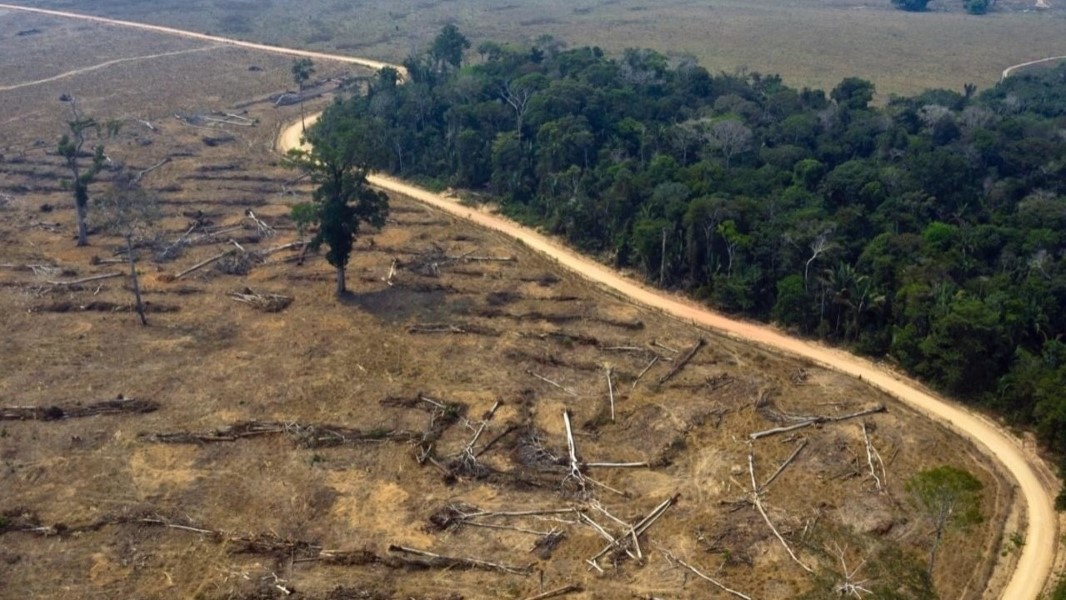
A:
[
  {"xmin": 387, "ymin": 544, "xmax": 532, "ymax": 575},
  {"xmin": 0, "ymin": 397, "xmax": 158, "ymax": 421},
  {"xmin": 657, "ymin": 338, "xmax": 705, "ymax": 384},
  {"xmin": 46, "ymin": 272, "xmax": 122, "ymax": 287},
  {"xmin": 748, "ymin": 404, "xmax": 886, "ymax": 440}
]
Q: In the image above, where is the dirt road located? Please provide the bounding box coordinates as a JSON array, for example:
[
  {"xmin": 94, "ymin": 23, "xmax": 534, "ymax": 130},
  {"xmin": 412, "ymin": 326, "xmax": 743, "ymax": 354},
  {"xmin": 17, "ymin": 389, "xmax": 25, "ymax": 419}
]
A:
[
  {"xmin": 0, "ymin": 45, "xmax": 222, "ymax": 92},
  {"xmin": 1001, "ymin": 55, "xmax": 1066, "ymax": 79},
  {"xmin": 280, "ymin": 113, "xmax": 1058, "ymax": 599},
  {"xmin": 0, "ymin": 2, "xmax": 1055, "ymax": 597},
  {"xmin": 0, "ymin": 3, "xmax": 400, "ymax": 74}
]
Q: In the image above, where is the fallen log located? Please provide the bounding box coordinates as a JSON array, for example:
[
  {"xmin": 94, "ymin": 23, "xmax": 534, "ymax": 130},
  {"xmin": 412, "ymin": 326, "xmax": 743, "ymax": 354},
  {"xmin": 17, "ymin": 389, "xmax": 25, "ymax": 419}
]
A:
[
  {"xmin": 657, "ymin": 338, "xmax": 705, "ymax": 384},
  {"xmin": 0, "ymin": 398, "xmax": 158, "ymax": 421},
  {"xmin": 522, "ymin": 584, "xmax": 583, "ymax": 600},
  {"xmin": 229, "ymin": 288, "xmax": 292, "ymax": 312},
  {"xmin": 662, "ymin": 549, "xmax": 752, "ymax": 600},
  {"xmin": 46, "ymin": 272, "xmax": 122, "ymax": 287},
  {"xmin": 140, "ymin": 420, "xmax": 420, "ymax": 447},
  {"xmin": 588, "ymin": 494, "xmax": 679, "ymax": 566},
  {"xmin": 387, "ymin": 544, "xmax": 532, "ymax": 575},
  {"xmin": 749, "ymin": 449, "xmax": 813, "ymax": 573},
  {"xmin": 749, "ymin": 404, "xmax": 886, "ymax": 440},
  {"xmin": 173, "ymin": 250, "xmax": 235, "ymax": 280},
  {"xmin": 760, "ymin": 438, "xmax": 808, "ymax": 492}
]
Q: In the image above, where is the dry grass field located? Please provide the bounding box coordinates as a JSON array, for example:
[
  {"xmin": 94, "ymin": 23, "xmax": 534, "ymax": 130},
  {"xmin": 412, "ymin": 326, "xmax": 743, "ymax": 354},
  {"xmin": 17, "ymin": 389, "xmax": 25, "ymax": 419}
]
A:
[
  {"xmin": 0, "ymin": 10, "xmax": 1024, "ymax": 600},
  {"xmin": 13, "ymin": 0, "xmax": 1066, "ymax": 97}
]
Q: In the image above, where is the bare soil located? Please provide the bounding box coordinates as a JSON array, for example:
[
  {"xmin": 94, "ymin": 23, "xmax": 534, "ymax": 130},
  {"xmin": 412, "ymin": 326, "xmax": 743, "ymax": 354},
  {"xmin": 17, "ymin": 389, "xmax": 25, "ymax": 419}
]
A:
[{"xmin": 0, "ymin": 14, "xmax": 1017, "ymax": 600}]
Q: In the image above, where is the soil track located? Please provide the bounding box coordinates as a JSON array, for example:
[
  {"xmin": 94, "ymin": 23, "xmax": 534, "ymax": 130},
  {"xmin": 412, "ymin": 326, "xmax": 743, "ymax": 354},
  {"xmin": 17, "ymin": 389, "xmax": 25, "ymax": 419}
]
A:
[
  {"xmin": 0, "ymin": 3, "xmax": 1056, "ymax": 597},
  {"xmin": 1001, "ymin": 54, "xmax": 1066, "ymax": 79},
  {"xmin": 0, "ymin": 45, "xmax": 222, "ymax": 92}
]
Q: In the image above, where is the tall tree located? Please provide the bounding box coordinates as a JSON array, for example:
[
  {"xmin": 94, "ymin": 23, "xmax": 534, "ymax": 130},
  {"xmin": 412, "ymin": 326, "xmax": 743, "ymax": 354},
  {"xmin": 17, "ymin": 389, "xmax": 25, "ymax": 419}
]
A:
[
  {"xmin": 430, "ymin": 24, "xmax": 470, "ymax": 73},
  {"xmin": 291, "ymin": 58, "xmax": 316, "ymax": 131},
  {"xmin": 287, "ymin": 105, "xmax": 389, "ymax": 295},
  {"xmin": 57, "ymin": 98, "xmax": 115, "ymax": 246}
]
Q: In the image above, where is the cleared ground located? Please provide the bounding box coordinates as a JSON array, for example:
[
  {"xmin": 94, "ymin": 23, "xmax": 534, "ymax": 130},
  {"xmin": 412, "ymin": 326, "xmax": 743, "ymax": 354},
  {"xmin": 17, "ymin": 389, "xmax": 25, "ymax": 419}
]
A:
[
  {"xmin": 0, "ymin": 13, "xmax": 1021, "ymax": 600},
  {"xmin": 10, "ymin": 0, "xmax": 1066, "ymax": 96}
]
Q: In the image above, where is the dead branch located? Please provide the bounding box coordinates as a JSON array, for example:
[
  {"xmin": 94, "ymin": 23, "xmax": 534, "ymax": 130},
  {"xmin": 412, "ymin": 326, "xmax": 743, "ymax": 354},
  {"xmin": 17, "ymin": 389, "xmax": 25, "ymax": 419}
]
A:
[
  {"xmin": 529, "ymin": 370, "xmax": 578, "ymax": 397},
  {"xmin": 632, "ymin": 355, "xmax": 659, "ymax": 389},
  {"xmin": 588, "ymin": 494, "xmax": 679, "ymax": 566},
  {"xmin": 657, "ymin": 338, "xmax": 705, "ymax": 384},
  {"xmin": 229, "ymin": 288, "xmax": 292, "ymax": 312},
  {"xmin": 259, "ymin": 241, "xmax": 305, "ymax": 256},
  {"xmin": 0, "ymin": 397, "xmax": 158, "ymax": 421},
  {"xmin": 462, "ymin": 508, "xmax": 579, "ymax": 519},
  {"xmin": 245, "ymin": 209, "xmax": 276, "ymax": 237},
  {"xmin": 522, "ymin": 584, "xmax": 583, "ymax": 600},
  {"xmin": 861, "ymin": 423, "xmax": 883, "ymax": 493},
  {"xmin": 563, "ymin": 410, "xmax": 586, "ymax": 492},
  {"xmin": 475, "ymin": 423, "xmax": 519, "ymax": 458},
  {"xmin": 661, "ymin": 549, "xmax": 753, "ymax": 600},
  {"xmin": 760, "ymin": 439, "xmax": 808, "ymax": 492},
  {"xmin": 832, "ymin": 543, "xmax": 873, "ymax": 598},
  {"xmin": 589, "ymin": 503, "xmax": 642, "ymax": 560},
  {"xmin": 140, "ymin": 420, "xmax": 419, "ymax": 447},
  {"xmin": 748, "ymin": 404, "xmax": 886, "ymax": 440},
  {"xmin": 47, "ymin": 272, "xmax": 122, "ymax": 287},
  {"xmin": 1, "ymin": 263, "xmax": 57, "ymax": 272},
  {"xmin": 606, "ymin": 366, "xmax": 616, "ymax": 421},
  {"xmin": 651, "ymin": 340, "xmax": 679, "ymax": 354},
  {"xmin": 386, "ymin": 545, "xmax": 532, "ymax": 575},
  {"xmin": 464, "ymin": 521, "xmax": 551, "ymax": 536},
  {"xmin": 749, "ymin": 448, "xmax": 814, "ymax": 573},
  {"xmin": 407, "ymin": 323, "xmax": 499, "ymax": 336},
  {"xmin": 384, "ymin": 258, "xmax": 397, "ymax": 286},
  {"xmin": 134, "ymin": 156, "xmax": 171, "ymax": 183},
  {"xmin": 447, "ymin": 254, "xmax": 516, "ymax": 262},
  {"xmin": 584, "ymin": 461, "xmax": 650, "ymax": 469},
  {"xmin": 173, "ymin": 249, "xmax": 235, "ymax": 279}
]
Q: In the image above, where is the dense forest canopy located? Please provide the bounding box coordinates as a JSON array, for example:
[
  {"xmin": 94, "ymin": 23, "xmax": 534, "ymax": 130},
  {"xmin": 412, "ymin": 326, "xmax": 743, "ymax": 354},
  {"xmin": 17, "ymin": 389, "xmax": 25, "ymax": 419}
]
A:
[{"xmin": 319, "ymin": 30, "xmax": 1066, "ymax": 491}]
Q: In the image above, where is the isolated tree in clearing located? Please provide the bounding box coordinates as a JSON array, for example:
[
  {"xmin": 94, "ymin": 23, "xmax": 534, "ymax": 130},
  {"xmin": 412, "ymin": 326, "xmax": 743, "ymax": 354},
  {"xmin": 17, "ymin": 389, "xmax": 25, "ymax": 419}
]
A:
[
  {"xmin": 57, "ymin": 98, "xmax": 116, "ymax": 246},
  {"xmin": 906, "ymin": 465, "xmax": 983, "ymax": 578},
  {"xmin": 287, "ymin": 104, "xmax": 389, "ymax": 295},
  {"xmin": 291, "ymin": 58, "xmax": 315, "ymax": 131},
  {"xmin": 96, "ymin": 170, "xmax": 159, "ymax": 325}
]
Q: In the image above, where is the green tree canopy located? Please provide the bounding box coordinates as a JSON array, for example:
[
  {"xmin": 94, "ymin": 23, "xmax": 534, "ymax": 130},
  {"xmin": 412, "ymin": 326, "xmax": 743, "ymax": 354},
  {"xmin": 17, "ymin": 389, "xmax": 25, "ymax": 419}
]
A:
[{"xmin": 287, "ymin": 103, "xmax": 389, "ymax": 295}]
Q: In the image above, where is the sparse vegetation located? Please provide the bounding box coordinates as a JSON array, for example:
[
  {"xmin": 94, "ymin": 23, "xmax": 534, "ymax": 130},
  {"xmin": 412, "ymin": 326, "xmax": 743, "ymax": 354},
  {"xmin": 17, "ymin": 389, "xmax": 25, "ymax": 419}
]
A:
[
  {"xmin": 57, "ymin": 99, "xmax": 115, "ymax": 246},
  {"xmin": 907, "ymin": 466, "xmax": 983, "ymax": 575}
]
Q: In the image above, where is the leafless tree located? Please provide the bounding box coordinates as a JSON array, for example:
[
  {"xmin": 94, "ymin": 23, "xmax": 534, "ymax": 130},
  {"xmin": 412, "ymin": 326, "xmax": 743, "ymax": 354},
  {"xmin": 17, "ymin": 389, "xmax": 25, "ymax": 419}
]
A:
[
  {"xmin": 805, "ymin": 229, "xmax": 834, "ymax": 292},
  {"xmin": 705, "ymin": 120, "xmax": 753, "ymax": 169},
  {"xmin": 500, "ymin": 77, "xmax": 538, "ymax": 134},
  {"xmin": 96, "ymin": 170, "xmax": 159, "ymax": 325}
]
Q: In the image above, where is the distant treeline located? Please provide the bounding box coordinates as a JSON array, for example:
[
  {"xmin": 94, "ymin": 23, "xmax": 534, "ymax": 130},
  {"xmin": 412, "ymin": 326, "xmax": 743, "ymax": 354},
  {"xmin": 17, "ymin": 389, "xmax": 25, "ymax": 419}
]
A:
[{"xmin": 322, "ymin": 27, "xmax": 1066, "ymax": 498}]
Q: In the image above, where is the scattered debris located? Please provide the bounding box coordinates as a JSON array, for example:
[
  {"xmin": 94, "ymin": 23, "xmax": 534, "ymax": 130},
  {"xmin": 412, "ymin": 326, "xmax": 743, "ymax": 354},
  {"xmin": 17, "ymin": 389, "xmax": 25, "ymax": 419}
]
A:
[{"xmin": 229, "ymin": 288, "xmax": 292, "ymax": 312}]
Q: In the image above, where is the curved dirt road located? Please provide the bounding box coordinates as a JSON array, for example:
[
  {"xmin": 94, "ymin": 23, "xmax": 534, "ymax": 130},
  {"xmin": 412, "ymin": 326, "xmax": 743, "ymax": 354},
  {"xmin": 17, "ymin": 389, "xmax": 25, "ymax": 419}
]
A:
[
  {"xmin": 281, "ymin": 117, "xmax": 1057, "ymax": 600},
  {"xmin": 1002, "ymin": 55, "xmax": 1066, "ymax": 79},
  {"xmin": 1, "ymin": 3, "xmax": 1055, "ymax": 597}
]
